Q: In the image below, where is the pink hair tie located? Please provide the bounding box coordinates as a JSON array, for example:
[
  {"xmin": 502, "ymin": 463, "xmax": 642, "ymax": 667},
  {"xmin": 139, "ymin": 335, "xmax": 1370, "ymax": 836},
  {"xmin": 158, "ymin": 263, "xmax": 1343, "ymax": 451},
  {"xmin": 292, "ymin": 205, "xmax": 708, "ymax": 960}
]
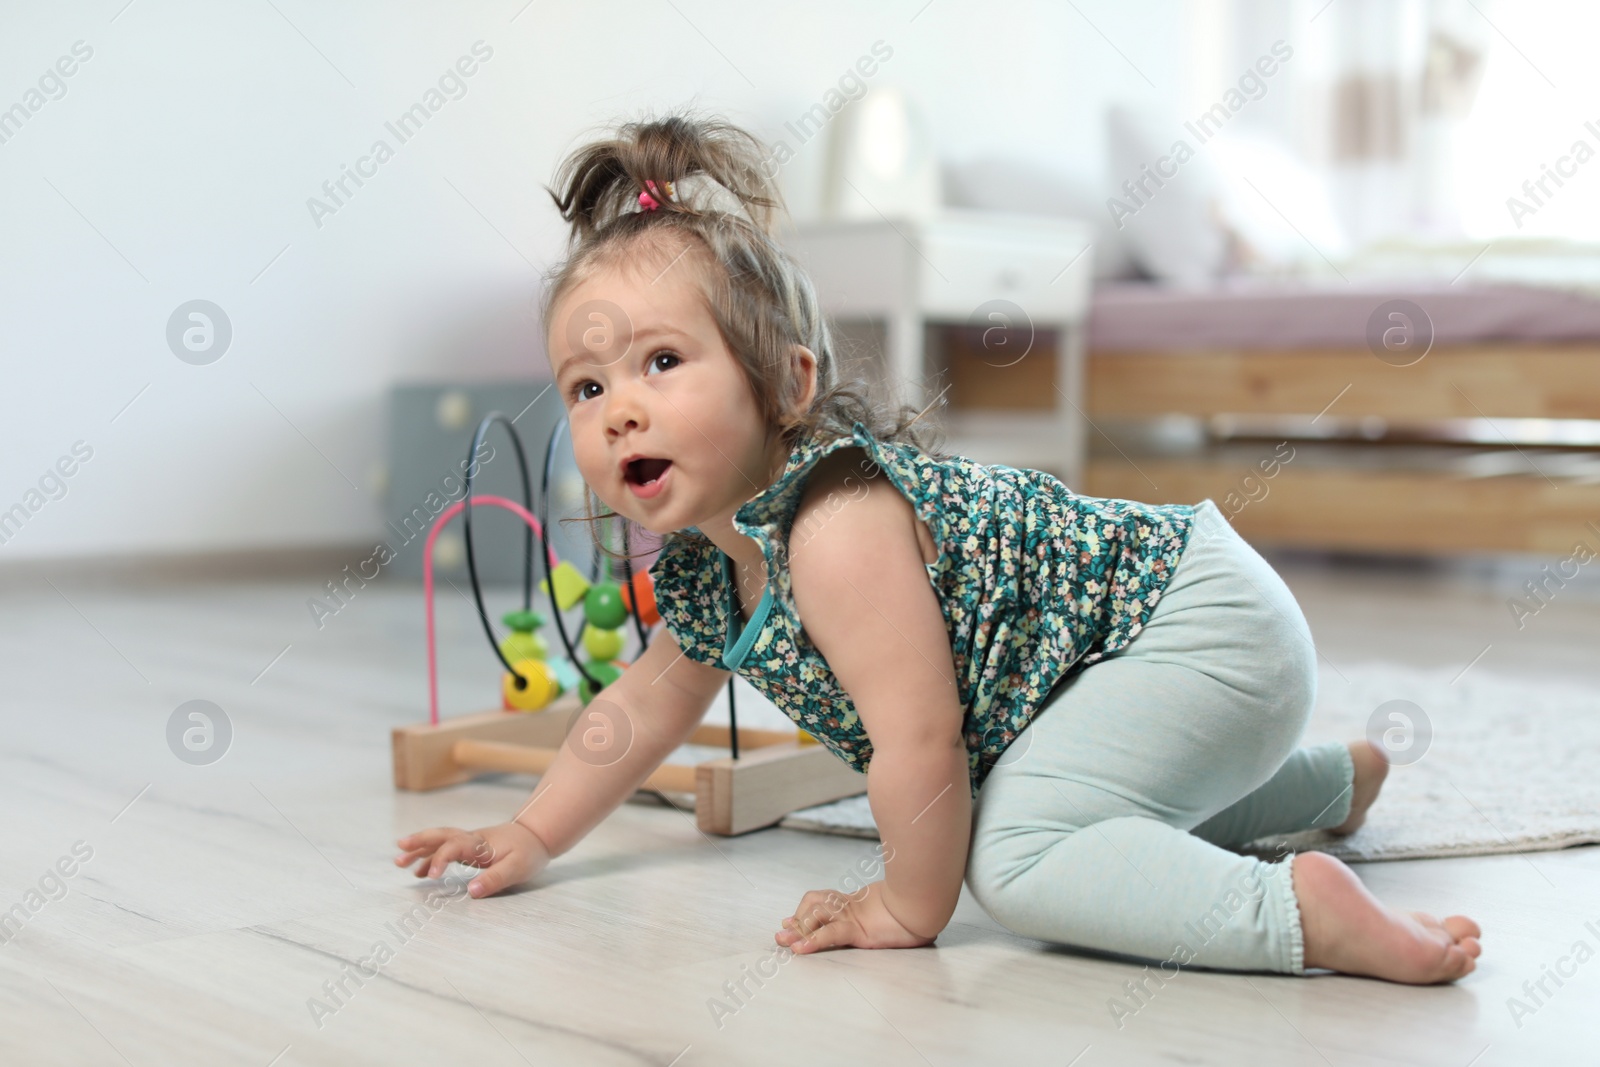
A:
[{"xmin": 638, "ymin": 179, "xmax": 673, "ymax": 212}]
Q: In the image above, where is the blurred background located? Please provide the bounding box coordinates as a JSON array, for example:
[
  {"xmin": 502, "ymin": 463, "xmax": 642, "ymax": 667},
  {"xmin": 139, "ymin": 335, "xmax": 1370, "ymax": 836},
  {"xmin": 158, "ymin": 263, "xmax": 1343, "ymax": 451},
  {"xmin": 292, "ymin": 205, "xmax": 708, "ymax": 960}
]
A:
[{"xmin": 6, "ymin": 0, "xmax": 1600, "ymax": 576}]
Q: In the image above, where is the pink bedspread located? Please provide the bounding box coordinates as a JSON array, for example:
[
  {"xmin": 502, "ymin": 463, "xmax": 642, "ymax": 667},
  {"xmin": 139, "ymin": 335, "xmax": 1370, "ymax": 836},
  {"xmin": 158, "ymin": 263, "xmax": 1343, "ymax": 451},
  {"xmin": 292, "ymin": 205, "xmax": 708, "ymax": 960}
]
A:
[{"xmin": 1089, "ymin": 279, "xmax": 1600, "ymax": 350}]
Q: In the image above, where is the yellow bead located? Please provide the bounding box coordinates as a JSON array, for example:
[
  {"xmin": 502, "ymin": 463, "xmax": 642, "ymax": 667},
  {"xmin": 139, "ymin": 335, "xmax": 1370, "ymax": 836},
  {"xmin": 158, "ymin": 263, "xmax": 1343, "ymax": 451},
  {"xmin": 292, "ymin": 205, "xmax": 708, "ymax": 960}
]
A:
[
  {"xmin": 582, "ymin": 622, "xmax": 624, "ymax": 661},
  {"xmin": 503, "ymin": 659, "xmax": 558, "ymax": 711}
]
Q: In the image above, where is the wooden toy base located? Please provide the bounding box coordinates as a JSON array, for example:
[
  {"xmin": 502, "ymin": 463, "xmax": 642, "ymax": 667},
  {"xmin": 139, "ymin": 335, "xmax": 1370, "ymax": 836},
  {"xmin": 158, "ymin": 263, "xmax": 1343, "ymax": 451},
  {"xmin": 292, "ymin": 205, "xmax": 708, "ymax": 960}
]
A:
[{"xmin": 392, "ymin": 693, "xmax": 867, "ymax": 836}]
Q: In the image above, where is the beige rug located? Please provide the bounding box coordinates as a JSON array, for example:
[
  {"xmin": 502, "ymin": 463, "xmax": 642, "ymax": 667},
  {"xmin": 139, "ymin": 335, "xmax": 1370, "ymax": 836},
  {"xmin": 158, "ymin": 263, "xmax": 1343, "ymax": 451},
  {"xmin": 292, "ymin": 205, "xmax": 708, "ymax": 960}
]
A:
[{"xmin": 778, "ymin": 662, "xmax": 1600, "ymax": 863}]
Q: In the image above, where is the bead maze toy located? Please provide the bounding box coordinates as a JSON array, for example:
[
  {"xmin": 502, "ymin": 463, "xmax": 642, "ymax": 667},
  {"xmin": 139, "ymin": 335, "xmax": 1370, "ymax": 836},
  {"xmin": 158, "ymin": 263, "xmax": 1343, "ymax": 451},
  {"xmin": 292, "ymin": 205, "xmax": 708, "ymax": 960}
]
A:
[{"xmin": 390, "ymin": 411, "xmax": 867, "ymax": 835}]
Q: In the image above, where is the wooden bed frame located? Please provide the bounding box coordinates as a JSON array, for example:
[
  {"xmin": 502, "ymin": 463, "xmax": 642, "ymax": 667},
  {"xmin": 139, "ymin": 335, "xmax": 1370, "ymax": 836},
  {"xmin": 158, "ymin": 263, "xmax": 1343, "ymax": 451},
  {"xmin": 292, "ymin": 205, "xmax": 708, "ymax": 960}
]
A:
[
  {"xmin": 393, "ymin": 692, "xmax": 867, "ymax": 836},
  {"xmin": 1084, "ymin": 342, "xmax": 1600, "ymax": 555}
]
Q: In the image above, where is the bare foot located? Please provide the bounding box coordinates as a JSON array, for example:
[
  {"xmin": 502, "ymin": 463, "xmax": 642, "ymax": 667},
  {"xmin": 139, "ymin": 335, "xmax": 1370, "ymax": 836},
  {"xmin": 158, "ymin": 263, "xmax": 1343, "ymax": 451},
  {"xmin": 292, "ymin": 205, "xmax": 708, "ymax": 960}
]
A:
[
  {"xmin": 1293, "ymin": 850, "xmax": 1481, "ymax": 983},
  {"xmin": 1329, "ymin": 739, "xmax": 1389, "ymax": 836}
]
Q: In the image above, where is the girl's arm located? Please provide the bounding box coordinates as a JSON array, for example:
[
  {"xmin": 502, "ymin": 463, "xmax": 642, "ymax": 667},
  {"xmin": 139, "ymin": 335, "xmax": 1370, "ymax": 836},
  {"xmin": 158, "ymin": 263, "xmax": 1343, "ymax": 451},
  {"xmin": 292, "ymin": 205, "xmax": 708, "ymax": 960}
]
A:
[
  {"xmin": 395, "ymin": 627, "xmax": 731, "ymax": 896},
  {"xmin": 784, "ymin": 456, "xmax": 971, "ymax": 944},
  {"xmin": 511, "ymin": 629, "xmax": 731, "ymax": 857}
]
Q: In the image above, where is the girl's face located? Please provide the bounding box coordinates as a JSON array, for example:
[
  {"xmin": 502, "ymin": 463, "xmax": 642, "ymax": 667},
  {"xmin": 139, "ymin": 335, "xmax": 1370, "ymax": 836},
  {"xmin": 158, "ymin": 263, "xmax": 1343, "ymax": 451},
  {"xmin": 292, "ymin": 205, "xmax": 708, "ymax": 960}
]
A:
[{"xmin": 547, "ymin": 245, "xmax": 782, "ymax": 536}]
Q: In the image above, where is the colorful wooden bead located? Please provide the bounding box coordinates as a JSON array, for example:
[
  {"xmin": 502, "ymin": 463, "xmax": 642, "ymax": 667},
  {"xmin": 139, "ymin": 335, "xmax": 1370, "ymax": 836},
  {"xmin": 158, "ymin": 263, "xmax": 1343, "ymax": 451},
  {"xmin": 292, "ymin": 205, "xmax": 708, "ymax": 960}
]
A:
[
  {"xmin": 498, "ymin": 609, "xmax": 549, "ymax": 668},
  {"xmin": 583, "ymin": 582, "xmax": 628, "ymax": 630},
  {"xmin": 619, "ymin": 570, "xmax": 659, "ymax": 627},
  {"xmin": 539, "ymin": 560, "xmax": 591, "ymax": 611},
  {"xmin": 499, "ymin": 630, "xmax": 548, "ymax": 664},
  {"xmin": 551, "ymin": 658, "xmax": 581, "ymax": 694},
  {"xmin": 501, "ymin": 609, "xmax": 545, "ymax": 632},
  {"xmin": 503, "ymin": 658, "xmax": 559, "ymax": 711},
  {"xmin": 581, "ymin": 622, "xmax": 624, "ymax": 662},
  {"xmin": 577, "ymin": 660, "xmax": 623, "ymax": 703}
]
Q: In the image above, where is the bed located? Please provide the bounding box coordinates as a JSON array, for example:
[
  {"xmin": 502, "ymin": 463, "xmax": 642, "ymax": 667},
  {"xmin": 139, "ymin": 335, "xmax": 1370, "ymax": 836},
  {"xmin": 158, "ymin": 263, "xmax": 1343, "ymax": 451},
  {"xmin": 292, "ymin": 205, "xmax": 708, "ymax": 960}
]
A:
[{"xmin": 1082, "ymin": 279, "xmax": 1600, "ymax": 556}]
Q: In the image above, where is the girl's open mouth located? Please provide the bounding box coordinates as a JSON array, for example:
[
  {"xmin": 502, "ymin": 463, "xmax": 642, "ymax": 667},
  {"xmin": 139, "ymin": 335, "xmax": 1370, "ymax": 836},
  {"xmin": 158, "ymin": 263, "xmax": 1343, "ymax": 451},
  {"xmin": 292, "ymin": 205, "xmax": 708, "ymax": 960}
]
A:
[{"xmin": 624, "ymin": 457, "xmax": 672, "ymax": 499}]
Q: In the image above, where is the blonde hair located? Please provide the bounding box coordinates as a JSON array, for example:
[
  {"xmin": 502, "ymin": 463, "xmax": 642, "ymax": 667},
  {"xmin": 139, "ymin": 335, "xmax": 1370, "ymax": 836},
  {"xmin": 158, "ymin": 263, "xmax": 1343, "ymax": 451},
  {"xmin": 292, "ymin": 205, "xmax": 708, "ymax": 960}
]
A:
[{"xmin": 541, "ymin": 108, "xmax": 943, "ymax": 564}]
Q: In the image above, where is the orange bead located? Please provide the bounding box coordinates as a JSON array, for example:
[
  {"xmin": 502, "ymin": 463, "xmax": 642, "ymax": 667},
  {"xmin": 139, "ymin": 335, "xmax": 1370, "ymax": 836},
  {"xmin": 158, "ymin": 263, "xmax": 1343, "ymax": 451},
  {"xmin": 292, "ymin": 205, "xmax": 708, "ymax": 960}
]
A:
[{"xmin": 619, "ymin": 569, "xmax": 659, "ymax": 626}]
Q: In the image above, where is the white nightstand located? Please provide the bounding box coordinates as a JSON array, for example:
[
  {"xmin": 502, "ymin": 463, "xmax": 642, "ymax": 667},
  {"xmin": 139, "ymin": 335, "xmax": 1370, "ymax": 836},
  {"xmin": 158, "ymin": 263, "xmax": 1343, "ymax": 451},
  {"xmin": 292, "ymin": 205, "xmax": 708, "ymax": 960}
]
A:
[{"xmin": 783, "ymin": 209, "xmax": 1094, "ymax": 486}]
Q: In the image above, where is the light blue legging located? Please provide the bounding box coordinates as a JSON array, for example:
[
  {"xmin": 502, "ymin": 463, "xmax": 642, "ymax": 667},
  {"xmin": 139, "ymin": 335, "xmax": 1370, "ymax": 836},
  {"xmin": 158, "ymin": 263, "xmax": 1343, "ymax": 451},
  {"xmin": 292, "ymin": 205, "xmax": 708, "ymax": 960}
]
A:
[{"xmin": 964, "ymin": 498, "xmax": 1354, "ymax": 976}]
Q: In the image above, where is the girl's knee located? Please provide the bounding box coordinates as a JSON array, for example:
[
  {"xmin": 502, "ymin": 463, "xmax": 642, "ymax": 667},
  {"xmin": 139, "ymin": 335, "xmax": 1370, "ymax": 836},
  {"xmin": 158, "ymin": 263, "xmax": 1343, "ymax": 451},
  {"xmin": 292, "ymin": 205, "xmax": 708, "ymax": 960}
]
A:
[
  {"xmin": 965, "ymin": 853, "xmax": 1039, "ymax": 936},
  {"xmin": 966, "ymin": 826, "xmax": 1054, "ymax": 927},
  {"xmin": 1232, "ymin": 556, "xmax": 1319, "ymax": 725},
  {"xmin": 1254, "ymin": 615, "xmax": 1319, "ymax": 731},
  {"xmin": 1283, "ymin": 637, "xmax": 1319, "ymax": 726},
  {"xmin": 964, "ymin": 833, "xmax": 1016, "ymax": 919}
]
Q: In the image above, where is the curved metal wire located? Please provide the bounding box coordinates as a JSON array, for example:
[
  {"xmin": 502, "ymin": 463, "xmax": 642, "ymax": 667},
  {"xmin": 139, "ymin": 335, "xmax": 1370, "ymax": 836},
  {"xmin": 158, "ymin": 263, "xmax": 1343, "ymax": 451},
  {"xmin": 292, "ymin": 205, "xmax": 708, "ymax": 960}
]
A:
[
  {"xmin": 539, "ymin": 415, "xmax": 606, "ymax": 695},
  {"xmin": 461, "ymin": 412, "xmax": 535, "ymax": 681}
]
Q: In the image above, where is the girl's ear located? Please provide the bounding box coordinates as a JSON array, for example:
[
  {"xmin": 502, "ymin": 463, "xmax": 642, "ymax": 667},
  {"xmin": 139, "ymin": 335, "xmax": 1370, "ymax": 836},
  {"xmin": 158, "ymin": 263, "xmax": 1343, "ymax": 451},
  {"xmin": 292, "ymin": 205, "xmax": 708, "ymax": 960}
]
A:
[{"xmin": 787, "ymin": 345, "xmax": 819, "ymax": 415}]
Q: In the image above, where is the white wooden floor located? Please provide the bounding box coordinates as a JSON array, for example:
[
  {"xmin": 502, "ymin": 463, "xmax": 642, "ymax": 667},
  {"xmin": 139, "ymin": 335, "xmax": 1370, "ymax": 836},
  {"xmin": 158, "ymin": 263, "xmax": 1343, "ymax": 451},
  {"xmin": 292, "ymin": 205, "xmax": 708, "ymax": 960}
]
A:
[{"xmin": 3, "ymin": 547, "xmax": 1599, "ymax": 1066}]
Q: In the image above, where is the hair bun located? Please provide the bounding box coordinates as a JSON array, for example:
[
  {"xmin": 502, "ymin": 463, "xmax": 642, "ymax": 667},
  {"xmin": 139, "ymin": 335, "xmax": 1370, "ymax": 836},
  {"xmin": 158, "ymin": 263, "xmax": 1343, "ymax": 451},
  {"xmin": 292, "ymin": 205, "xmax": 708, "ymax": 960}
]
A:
[{"xmin": 548, "ymin": 111, "xmax": 782, "ymax": 245}]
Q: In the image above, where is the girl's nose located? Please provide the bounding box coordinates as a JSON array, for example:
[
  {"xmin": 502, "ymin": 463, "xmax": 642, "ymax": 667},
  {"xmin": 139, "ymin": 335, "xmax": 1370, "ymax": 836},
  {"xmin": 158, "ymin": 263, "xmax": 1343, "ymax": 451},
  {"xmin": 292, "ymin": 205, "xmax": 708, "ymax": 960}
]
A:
[{"xmin": 604, "ymin": 382, "xmax": 650, "ymax": 434}]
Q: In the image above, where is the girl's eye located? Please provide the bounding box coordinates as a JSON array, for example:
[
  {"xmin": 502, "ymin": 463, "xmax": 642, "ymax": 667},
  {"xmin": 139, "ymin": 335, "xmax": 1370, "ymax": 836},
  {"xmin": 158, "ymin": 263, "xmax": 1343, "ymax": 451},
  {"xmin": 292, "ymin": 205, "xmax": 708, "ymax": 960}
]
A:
[{"xmin": 569, "ymin": 351, "xmax": 679, "ymax": 404}]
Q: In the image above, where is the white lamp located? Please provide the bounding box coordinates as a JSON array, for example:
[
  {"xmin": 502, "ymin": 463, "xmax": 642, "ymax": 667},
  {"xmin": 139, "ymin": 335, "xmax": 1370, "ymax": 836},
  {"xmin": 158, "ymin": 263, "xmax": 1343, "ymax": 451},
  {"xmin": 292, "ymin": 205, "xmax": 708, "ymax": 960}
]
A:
[{"xmin": 820, "ymin": 87, "xmax": 941, "ymax": 222}]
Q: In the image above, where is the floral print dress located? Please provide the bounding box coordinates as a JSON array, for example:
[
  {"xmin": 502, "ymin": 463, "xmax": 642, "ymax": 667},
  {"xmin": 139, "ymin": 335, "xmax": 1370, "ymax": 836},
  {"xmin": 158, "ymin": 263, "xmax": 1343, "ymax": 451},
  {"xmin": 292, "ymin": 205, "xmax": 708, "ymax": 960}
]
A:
[{"xmin": 648, "ymin": 421, "xmax": 1196, "ymax": 798}]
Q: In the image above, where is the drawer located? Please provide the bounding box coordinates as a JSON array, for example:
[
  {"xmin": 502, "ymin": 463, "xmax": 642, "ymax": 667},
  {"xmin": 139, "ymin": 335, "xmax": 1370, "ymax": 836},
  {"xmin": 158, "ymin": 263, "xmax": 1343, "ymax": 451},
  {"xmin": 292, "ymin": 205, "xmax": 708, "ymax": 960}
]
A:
[
  {"xmin": 785, "ymin": 213, "xmax": 1094, "ymax": 325},
  {"xmin": 917, "ymin": 215, "xmax": 1092, "ymax": 323}
]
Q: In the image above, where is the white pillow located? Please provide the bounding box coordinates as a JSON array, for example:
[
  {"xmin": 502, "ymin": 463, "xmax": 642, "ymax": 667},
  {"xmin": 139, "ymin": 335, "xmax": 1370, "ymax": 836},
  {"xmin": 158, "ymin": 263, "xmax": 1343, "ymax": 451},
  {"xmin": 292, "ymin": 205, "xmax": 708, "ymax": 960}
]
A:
[
  {"xmin": 941, "ymin": 155, "xmax": 1137, "ymax": 280},
  {"xmin": 1105, "ymin": 104, "xmax": 1228, "ymax": 287},
  {"xmin": 1207, "ymin": 133, "xmax": 1349, "ymax": 273},
  {"xmin": 1105, "ymin": 104, "xmax": 1349, "ymax": 283}
]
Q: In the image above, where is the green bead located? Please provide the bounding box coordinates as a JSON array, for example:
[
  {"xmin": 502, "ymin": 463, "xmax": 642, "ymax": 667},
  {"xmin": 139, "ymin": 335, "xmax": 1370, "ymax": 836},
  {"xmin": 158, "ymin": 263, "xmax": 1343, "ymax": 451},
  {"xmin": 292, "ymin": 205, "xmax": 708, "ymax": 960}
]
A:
[
  {"xmin": 500, "ymin": 631, "xmax": 547, "ymax": 664},
  {"xmin": 583, "ymin": 583, "xmax": 628, "ymax": 630},
  {"xmin": 582, "ymin": 622, "xmax": 624, "ymax": 661},
  {"xmin": 577, "ymin": 659, "xmax": 623, "ymax": 703},
  {"xmin": 501, "ymin": 609, "xmax": 545, "ymax": 633}
]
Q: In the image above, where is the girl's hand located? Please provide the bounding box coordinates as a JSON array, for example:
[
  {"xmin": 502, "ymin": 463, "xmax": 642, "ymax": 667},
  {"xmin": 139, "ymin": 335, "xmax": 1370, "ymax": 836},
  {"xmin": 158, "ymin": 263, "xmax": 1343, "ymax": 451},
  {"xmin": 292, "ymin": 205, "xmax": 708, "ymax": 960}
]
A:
[
  {"xmin": 774, "ymin": 880, "xmax": 938, "ymax": 954},
  {"xmin": 394, "ymin": 821, "xmax": 551, "ymax": 898}
]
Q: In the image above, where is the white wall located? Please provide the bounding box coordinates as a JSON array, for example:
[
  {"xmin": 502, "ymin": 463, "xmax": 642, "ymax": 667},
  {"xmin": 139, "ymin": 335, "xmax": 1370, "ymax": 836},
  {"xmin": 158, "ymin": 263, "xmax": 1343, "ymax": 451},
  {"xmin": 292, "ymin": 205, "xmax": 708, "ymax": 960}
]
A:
[{"xmin": 0, "ymin": 0, "xmax": 1191, "ymax": 562}]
